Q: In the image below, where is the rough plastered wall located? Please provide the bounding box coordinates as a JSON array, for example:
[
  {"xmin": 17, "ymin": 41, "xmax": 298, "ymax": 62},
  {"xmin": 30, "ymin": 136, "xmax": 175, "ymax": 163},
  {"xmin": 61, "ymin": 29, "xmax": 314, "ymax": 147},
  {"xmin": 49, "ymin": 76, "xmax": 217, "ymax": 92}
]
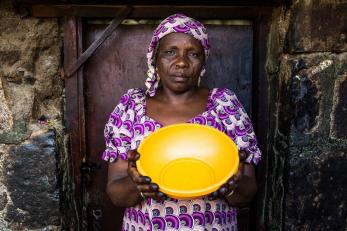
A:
[
  {"xmin": 264, "ymin": 0, "xmax": 347, "ymax": 230},
  {"xmin": 0, "ymin": 1, "xmax": 76, "ymax": 230}
]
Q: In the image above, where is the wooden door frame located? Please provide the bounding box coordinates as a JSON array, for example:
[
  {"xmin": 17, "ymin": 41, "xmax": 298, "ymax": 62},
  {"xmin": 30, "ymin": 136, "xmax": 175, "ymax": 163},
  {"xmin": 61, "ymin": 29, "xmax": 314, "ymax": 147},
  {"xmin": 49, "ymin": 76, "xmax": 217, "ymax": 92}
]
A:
[{"xmin": 62, "ymin": 5, "xmax": 273, "ymax": 230}]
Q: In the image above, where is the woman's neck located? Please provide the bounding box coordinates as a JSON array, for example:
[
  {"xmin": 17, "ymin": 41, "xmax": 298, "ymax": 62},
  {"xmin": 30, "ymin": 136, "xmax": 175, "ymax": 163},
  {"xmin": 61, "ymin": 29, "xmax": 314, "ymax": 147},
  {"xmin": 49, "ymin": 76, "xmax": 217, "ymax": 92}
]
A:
[{"xmin": 155, "ymin": 86, "xmax": 201, "ymax": 105}]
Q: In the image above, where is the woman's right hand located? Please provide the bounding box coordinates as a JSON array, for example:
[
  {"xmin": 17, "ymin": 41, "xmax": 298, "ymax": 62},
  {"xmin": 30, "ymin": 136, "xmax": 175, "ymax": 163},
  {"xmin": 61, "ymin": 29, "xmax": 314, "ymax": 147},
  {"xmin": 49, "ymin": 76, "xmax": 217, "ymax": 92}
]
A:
[{"xmin": 127, "ymin": 150, "xmax": 167, "ymax": 201}]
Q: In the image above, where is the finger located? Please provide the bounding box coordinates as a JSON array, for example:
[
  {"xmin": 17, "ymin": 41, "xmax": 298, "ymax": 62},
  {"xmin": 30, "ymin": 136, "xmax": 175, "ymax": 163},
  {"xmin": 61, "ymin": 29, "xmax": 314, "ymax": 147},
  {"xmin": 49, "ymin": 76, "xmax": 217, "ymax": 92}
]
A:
[
  {"xmin": 127, "ymin": 156, "xmax": 147, "ymax": 183},
  {"xmin": 127, "ymin": 150, "xmax": 140, "ymax": 162},
  {"xmin": 137, "ymin": 183, "xmax": 159, "ymax": 193},
  {"xmin": 127, "ymin": 163, "xmax": 141, "ymax": 180},
  {"xmin": 127, "ymin": 160, "xmax": 146, "ymax": 182},
  {"xmin": 132, "ymin": 176, "xmax": 152, "ymax": 185},
  {"xmin": 239, "ymin": 151, "xmax": 247, "ymax": 161},
  {"xmin": 218, "ymin": 185, "xmax": 228, "ymax": 195},
  {"xmin": 226, "ymin": 178, "xmax": 239, "ymax": 191},
  {"xmin": 150, "ymin": 183, "xmax": 159, "ymax": 191},
  {"xmin": 137, "ymin": 185, "xmax": 152, "ymax": 193},
  {"xmin": 227, "ymin": 178, "xmax": 236, "ymax": 186},
  {"xmin": 128, "ymin": 160, "xmax": 137, "ymax": 169},
  {"xmin": 219, "ymin": 180, "xmax": 237, "ymax": 196},
  {"xmin": 142, "ymin": 191, "xmax": 167, "ymax": 201},
  {"xmin": 208, "ymin": 190, "xmax": 220, "ymax": 200},
  {"xmin": 141, "ymin": 192, "xmax": 156, "ymax": 198},
  {"xmin": 154, "ymin": 192, "xmax": 167, "ymax": 201}
]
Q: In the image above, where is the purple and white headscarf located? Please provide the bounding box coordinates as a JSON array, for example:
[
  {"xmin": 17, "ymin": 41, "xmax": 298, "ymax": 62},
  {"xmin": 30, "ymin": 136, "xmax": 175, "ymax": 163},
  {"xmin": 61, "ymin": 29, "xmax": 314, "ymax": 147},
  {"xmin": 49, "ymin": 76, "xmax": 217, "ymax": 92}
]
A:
[{"xmin": 145, "ymin": 13, "xmax": 210, "ymax": 96}]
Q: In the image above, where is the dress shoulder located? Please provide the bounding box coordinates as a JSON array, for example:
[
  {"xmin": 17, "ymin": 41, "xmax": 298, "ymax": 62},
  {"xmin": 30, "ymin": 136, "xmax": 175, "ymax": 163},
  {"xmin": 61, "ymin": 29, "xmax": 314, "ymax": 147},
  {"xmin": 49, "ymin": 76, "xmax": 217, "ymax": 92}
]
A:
[
  {"xmin": 209, "ymin": 88, "xmax": 237, "ymax": 102},
  {"xmin": 101, "ymin": 88, "xmax": 145, "ymax": 163},
  {"xmin": 213, "ymin": 88, "xmax": 262, "ymax": 165}
]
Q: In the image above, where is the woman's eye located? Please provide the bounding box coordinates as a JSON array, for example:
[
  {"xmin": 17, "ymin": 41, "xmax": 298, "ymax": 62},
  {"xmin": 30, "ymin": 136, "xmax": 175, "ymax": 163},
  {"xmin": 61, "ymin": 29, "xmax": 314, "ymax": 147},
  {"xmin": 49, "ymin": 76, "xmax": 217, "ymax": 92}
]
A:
[
  {"xmin": 189, "ymin": 52, "xmax": 200, "ymax": 58},
  {"xmin": 164, "ymin": 50, "xmax": 175, "ymax": 55}
]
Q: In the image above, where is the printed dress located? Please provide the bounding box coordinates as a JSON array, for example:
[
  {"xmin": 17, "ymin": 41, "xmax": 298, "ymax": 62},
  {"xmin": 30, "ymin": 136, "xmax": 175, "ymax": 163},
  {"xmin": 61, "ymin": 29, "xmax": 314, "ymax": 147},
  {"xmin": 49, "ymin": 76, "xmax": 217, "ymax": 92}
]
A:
[{"xmin": 102, "ymin": 88, "xmax": 261, "ymax": 231}]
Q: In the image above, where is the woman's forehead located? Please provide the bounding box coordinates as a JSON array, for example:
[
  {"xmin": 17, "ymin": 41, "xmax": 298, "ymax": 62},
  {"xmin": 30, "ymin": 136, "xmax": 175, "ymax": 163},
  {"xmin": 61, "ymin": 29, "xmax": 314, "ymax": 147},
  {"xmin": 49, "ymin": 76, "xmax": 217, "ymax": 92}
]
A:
[{"xmin": 158, "ymin": 33, "xmax": 203, "ymax": 49}]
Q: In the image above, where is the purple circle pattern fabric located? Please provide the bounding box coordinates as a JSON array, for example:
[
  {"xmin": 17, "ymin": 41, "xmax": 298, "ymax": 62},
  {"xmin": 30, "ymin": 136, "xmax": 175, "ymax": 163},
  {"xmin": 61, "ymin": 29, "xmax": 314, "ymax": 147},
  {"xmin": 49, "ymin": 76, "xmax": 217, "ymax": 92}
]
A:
[
  {"xmin": 102, "ymin": 88, "xmax": 261, "ymax": 230},
  {"xmin": 145, "ymin": 13, "xmax": 210, "ymax": 97}
]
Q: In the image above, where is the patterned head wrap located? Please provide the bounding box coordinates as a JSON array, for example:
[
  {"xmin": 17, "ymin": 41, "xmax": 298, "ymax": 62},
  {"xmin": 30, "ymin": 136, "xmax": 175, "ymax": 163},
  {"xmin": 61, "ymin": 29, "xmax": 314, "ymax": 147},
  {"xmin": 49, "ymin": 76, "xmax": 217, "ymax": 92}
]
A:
[{"xmin": 145, "ymin": 13, "xmax": 210, "ymax": 96}]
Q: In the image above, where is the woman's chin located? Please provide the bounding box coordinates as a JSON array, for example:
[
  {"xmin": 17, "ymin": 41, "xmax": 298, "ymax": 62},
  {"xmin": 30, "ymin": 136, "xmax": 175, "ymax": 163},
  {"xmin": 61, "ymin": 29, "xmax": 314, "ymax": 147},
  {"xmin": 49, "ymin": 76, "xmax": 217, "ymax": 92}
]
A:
[{"xmin": 169, "ymin": 83, "xmax": 196, "ymax": 93}]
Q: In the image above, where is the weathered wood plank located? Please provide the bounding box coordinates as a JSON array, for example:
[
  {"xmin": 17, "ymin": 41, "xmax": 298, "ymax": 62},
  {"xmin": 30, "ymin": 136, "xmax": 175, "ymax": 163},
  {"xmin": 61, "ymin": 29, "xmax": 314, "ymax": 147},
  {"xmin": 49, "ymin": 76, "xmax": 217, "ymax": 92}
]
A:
[
  {"xmin": 24, "ymin": 5, "xmax": 275, "ymax": 18},
  {"xmin": 17, "ymin": 0, "xmax": 287, "ymax": 5},
  {"xmin": 65, "ymin": 6, "xmax": 132, "ymax": 77},
  {"xmin": 63, "ymin": 16, "xmax": 83, "ymax": 230}
]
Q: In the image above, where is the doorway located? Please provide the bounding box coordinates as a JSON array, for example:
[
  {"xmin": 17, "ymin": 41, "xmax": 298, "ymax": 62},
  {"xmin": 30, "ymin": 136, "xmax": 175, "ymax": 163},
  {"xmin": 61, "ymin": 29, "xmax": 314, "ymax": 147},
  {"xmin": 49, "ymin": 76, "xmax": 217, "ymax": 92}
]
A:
[{"xmin": 63, "ymin": 6, "xmax": 271, "ymax": 230}]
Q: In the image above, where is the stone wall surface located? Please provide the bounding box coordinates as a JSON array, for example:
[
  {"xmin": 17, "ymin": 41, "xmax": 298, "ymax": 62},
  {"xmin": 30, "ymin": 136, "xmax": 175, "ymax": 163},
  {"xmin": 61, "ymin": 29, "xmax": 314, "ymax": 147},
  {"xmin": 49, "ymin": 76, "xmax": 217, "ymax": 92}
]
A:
[
  {"xmin": 264, "ymin": 0, "xmax": 347, "ymax": 230},
  {"xmin": 2, "ymin": 130, "xmax": 60, "ymax": 230},
  {"xmin": 0, "ymin": 0, "xmax": 75, "ymax": 230},
  {"xmin": 287, "ymin": 0, "xmax": 347, "ymax": 53}
]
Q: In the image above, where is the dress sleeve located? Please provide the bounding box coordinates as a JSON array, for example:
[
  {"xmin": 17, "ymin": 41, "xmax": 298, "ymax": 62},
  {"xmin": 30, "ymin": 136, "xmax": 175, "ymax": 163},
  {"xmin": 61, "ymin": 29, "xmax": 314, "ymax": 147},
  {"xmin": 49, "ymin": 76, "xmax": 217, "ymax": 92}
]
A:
[
  {"xmin": 101, "ymin": 89, "xmax": 136, "ymax": 163},
  {"xmin": 216, "ymin": 88, "xmax": 262, "ymax": 165}
]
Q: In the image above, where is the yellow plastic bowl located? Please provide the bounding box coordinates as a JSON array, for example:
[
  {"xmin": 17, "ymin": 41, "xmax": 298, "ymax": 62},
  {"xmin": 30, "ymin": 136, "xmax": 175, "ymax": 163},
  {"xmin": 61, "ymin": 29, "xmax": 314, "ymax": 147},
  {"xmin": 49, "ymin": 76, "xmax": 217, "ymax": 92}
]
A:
[{"xmin": 137, "ymin": 123, "xmax": 239, "ymax": 199}]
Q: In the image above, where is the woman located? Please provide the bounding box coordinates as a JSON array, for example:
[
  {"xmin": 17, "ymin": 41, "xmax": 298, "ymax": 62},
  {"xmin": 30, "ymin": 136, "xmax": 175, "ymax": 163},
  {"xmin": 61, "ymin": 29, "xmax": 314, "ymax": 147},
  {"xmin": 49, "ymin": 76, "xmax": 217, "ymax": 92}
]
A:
[{"xmin": 102, "ymin": 13, "xmax": 261, "ymax": 231}]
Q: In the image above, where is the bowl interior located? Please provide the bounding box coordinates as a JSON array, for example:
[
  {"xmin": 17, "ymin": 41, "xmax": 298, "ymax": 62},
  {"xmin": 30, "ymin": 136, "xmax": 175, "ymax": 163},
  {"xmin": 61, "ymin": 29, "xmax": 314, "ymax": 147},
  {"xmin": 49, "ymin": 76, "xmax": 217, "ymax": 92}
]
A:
[{"xmin": 137, "ymin": 123, "xmax": 239, "ymax": 199}]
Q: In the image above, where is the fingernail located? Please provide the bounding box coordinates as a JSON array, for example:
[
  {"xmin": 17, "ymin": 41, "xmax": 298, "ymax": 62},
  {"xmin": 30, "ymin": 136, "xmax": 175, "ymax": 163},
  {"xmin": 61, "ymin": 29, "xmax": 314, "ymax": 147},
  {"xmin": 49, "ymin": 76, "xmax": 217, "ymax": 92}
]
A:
[
  {"xmin": 145, "ymin": 177, "xmax": 151, "ymax": 183},
  {"xmin": 212, "ymin": 191, "xmax": 219, "ymax": 197},
  {"xmin": 219, "ymin": 187, "xmax": 227, "ymax": 194},
  {"xmin": 228, "ymin": 180, "xmax": 235, "ymax": 186},
  {"xmin": 151, "ymin": 184, "xmax": 158, "ymax": 191},
  {"xmin": 157, "ymin": 192, "xmax": 164, "ymax": 197},
  {"xmin": 135, "ymin": 154, "xmax": 140, "ymax": 160}
]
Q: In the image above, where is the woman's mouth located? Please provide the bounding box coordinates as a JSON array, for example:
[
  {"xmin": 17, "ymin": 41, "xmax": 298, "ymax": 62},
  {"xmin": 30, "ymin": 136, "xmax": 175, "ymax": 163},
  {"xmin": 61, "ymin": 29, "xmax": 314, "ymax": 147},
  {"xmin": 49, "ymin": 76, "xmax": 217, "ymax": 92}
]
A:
[{"xmin": 172, "ymin": 75, "xmax": 189, "ymax": 82}]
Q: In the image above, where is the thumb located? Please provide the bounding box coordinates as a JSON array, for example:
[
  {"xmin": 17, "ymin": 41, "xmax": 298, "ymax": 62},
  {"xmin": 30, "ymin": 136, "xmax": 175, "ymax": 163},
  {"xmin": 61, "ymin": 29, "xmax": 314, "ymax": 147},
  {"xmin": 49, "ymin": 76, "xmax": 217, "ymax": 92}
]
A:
[
  {"xmin": 127, "ymin": 150, "xmax": 140, "ymax": 162},
  {"xmin": 239, "ymin": 150, "xmax": 247, "ymax": 162}
]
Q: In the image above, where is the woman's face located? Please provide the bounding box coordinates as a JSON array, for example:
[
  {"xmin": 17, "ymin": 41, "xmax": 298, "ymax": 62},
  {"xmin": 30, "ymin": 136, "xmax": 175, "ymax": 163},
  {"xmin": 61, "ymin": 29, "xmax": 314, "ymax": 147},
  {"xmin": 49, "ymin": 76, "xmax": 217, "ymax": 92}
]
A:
[{"xmin": 156, "ymin": 32, "xmax": 205, "ymax": 93}]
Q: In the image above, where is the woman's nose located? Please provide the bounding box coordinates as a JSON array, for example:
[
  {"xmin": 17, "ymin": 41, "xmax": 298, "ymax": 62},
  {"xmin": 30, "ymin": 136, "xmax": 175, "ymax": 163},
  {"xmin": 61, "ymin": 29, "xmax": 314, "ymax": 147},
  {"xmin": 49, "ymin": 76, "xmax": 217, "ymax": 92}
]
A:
[{"xmin": 175, "ymin": 55, "xmax": 189, "ymax": 68}]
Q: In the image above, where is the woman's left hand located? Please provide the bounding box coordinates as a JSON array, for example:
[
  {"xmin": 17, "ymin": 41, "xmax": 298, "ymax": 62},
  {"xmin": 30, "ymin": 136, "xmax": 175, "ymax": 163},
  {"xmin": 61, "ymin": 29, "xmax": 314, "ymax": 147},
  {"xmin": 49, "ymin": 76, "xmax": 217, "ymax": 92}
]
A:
[{"xmin": 210, "ymin": 151, "xmax": 257, "ymax": 208}]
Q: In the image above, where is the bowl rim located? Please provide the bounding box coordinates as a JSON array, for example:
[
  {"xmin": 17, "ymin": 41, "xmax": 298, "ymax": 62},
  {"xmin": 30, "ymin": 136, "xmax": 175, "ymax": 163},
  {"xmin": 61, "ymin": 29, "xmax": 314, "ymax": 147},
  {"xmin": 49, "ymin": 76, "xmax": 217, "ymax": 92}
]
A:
[{"xmin": 136, "ymin": 123, "xmax": 239, "ymax": 199}]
